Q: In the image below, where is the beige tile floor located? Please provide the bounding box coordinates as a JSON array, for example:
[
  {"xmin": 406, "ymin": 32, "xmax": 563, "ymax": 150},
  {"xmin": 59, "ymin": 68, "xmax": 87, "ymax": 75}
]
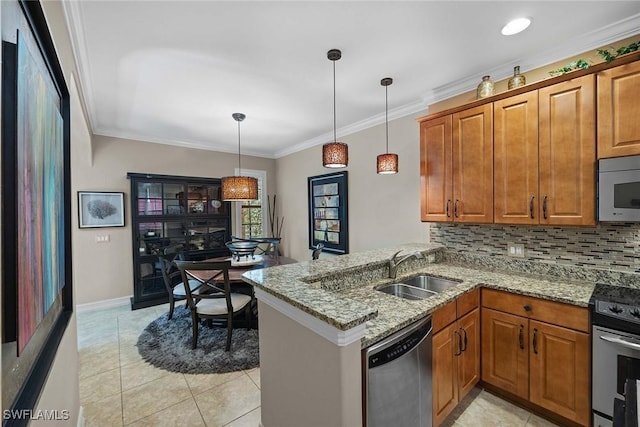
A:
[{"xmin": 78, "ymin": 304, "xmax": 558, "ymax": 427}]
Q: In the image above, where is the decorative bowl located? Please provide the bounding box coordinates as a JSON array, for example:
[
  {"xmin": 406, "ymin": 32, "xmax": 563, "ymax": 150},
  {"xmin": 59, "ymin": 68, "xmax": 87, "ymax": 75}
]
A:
[{"xmin": 225, "ymin": 240, "xmax": 259, "ymax": 261}]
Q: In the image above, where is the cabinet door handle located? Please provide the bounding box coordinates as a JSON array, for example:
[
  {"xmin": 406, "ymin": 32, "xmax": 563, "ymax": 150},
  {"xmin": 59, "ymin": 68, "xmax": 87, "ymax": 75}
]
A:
[
  {"xmin": 523, "ymin": 304, "xmax": 532, "ymax": 312},
  {"xmin": 454, "ymin": 330, "xmax": 462, "ymax": 356},
  {"xmin": 529, "ymin": 195, "xmax": 535, "ymax": 219},
  {"xmin": 519, "ymin": 324, "xmax": 524, "ymax": 350},
  {"xmin": 461, "ymin": 327, "xmax": 468, "ymax": 352},
  {"xmin": 454, "ymin": 199, "xmax": 459, "ymax": 218},
  {"xmin": 542, "ymin": 195, "xmax": 548, "ymax": 220},
  {"xmin": 533, "ymin": 328, "xmax": 538, "ymax": 354},
  {"xmin": 446, "ymin": 199, "xmax": 451, "ymax": 218}
]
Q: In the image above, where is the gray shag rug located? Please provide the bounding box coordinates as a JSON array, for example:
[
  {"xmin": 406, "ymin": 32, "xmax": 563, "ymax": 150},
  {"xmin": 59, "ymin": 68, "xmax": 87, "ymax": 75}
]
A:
[{"xmin": 136, "ymin": 307, "xmax": 259, "ymax": 374}]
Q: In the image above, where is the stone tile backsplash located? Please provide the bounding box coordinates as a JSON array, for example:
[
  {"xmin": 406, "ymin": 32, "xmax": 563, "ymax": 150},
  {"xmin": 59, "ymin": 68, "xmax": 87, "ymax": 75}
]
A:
[{"xmin": 429, "ymin": 222, "xmax": 640, "ymax": 273}]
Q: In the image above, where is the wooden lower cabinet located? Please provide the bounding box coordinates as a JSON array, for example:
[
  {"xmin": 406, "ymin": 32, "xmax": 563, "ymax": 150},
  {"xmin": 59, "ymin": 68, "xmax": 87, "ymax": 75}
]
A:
[
  {"xmin": 433, "ymin": 304, "xmax": 479, "ymax": 426},
  {"xmin": 481, "ymin": 289, "xmax": 590, "ymax": 426},
  {"xmin": 528, "ymin": 320, "xmax": 590, "ymax": 426},
  {"xmin": 433, "ymin": 321, "xmax": 459, "ymax": 425},
  {"xmin": 481, "ymin": 308, "xmax": 529, "ymax": 399}
]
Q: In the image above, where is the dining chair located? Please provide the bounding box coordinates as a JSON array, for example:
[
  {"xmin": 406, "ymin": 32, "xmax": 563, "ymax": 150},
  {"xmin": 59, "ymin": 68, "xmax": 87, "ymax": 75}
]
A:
[
  {"xmin": 158, "ymin": 245, "xmax": 203, "ymax": 320},
  {"xmin": 174, "ymin": 260, "xmax": 252, "ymax": 351},
  {"xmin": 312, "ymin": 242, "xmax": 324, "ymax": 260},
  {"xmin": 230, "ymin": 236, "xmax": 281, "ymax": 259}
]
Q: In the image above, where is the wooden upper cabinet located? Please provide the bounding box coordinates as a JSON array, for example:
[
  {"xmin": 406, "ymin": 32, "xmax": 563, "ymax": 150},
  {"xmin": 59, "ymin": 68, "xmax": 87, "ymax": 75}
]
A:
[
  {"xmin": 420, "ymin": 105, "xmax": 493, "ymax": 223},
  {"xmin": 421, "ymin": 116, "xmax": 453, "ymax": 222},
  {"xmin": 539, "ymin": 75, "xmax": 596, "ymax": 225},
  {"xmin": 452, "ymin": 104, "xmax": 494, "ymax": 223},
  {"xmin": 494, "ymin": 91, "xmax": 539, "ymax": 224},
  {"xmin": 597, "ymin": 60, "xmax": 640, "ymax": 158}
]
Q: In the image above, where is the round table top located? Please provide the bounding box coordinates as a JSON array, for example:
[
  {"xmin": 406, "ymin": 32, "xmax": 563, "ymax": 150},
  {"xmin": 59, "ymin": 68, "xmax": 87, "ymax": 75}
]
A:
[{"xmin": 193, "ymin": 255, "xmax": 297, "ymax": 283}]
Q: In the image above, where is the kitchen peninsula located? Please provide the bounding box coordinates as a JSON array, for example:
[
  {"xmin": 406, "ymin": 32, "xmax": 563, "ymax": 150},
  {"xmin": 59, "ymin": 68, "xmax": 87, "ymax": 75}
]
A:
[{"xmin": 242, "ymin": 243, "xmax": 611, "ymax": 427}]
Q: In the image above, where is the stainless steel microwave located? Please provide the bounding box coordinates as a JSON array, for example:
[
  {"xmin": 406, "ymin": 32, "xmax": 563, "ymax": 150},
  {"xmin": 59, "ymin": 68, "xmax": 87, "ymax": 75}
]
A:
[{"xmin": 598, "ymin": 155, "xmax": 640, "ymax": 221}]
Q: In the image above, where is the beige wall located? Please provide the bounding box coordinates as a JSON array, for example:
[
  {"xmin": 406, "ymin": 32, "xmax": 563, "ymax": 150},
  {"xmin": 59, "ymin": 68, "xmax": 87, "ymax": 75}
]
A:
[
  {"xmin": 73, "ymin": 135, "xmax": 276, "ymax": 305},
  {"xmin": 30, "ymin": 316, "xmax": 80, "ymax": 427},
  {"xmin": 276, "ymin": 114, "xmax": 428, "ymax": 262}
]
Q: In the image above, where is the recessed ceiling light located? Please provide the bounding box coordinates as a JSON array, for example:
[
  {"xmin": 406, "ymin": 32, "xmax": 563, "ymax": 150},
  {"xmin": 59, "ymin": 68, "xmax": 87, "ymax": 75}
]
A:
[{"xmin": 501, "ymin": 17, "xmax": 531, "ymax": 36}]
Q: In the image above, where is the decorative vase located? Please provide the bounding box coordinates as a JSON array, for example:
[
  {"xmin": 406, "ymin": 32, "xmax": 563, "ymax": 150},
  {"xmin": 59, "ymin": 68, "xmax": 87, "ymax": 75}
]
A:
[
  {"xmin": 476, "ymin": 75, "xmax": 494, "ymax": 99},
  {"xmin": 508, "ymin": 66, "xmax": 526, "ymax": 89}
]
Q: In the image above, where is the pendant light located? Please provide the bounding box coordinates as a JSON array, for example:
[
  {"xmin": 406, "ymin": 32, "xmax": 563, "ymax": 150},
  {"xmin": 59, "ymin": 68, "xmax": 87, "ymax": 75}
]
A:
[
  {"xmin": 221, "ymin": 113, "xmax": 258, "ymax": 201},
  {"xmin": 377, "ymin": 77, "xmax": 398, "ymax": 174},
  {"xmin": 322, "ymin": 49, "xmax": 348, "ymax": 168}
]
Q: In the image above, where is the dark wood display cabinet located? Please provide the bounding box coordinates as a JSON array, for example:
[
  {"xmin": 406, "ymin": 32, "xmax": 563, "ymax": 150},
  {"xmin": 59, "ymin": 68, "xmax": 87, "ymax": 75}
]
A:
[{"xmin": 128, "ymin": 173, "xmax": 232, "ymax": 309}]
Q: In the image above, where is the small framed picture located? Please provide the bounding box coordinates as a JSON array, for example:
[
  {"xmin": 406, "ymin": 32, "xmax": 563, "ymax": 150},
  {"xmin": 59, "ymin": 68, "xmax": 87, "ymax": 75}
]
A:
[
  {"xmin": 78, "ymin": 191, "xmax": 125, "ymax": 228},
  {"xmin": 308, "ymin": 171, "xmax": 348, "ymax": 254}
]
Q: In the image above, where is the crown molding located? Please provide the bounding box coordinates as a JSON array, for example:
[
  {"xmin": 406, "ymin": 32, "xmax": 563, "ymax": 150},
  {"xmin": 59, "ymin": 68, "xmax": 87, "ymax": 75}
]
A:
[
  {"xmin": 93, "ymin": 128, "xmax": 276, "ymax": 159},
  {"xmin": 274, "ymin": 99, "xmax": 428, "ymax": 158},
  {"xmin": 62, "ymin": 1, "xmax": 98, "ymax": 134}
]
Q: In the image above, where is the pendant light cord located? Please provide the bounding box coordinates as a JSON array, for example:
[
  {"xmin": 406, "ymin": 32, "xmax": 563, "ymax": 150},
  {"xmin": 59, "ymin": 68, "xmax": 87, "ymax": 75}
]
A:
[
  {"xmin": 385, "ymin": 85, "xmax": 389, "ymax": 153},
  {"xmin": 333, "ymin": 59, "xmax": 337, "ymax": 144},
  {"xmin": 237, "ymin": 119, "xmax": 242, "ymax": 175}
]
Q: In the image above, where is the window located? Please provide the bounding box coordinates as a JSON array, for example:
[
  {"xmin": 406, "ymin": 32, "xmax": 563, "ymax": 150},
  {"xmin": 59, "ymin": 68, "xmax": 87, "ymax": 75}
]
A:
[{"xmin": 235, "ymin": 170, "xmax": 268, "ymax": 238}]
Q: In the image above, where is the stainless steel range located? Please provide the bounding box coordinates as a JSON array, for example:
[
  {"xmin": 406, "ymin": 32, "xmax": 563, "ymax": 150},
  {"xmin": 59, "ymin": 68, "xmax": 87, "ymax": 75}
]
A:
[{"xmin": 590, "ymin": 284, "xmax": 640, "ymax": 427}]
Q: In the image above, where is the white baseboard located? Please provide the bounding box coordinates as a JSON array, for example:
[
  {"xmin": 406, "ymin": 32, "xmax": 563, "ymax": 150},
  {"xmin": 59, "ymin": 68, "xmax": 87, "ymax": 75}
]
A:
[
  {"xmin": 77, "ymin": 405, "xmax": 84, "ymax": 427},
  {"xmin": 76, "ymin": 295, "xmax": 131, "ymax": 313}
]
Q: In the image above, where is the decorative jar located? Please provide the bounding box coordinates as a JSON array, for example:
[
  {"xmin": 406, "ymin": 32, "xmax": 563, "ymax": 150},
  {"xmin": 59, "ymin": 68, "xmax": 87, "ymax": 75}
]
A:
[
  {"xmin": 508, "ymin": 66, "xmax": 526, "ymax": 89},
  {"xmin": 476, "ymin": 75, "xmax": 495, "ymax": 99}
]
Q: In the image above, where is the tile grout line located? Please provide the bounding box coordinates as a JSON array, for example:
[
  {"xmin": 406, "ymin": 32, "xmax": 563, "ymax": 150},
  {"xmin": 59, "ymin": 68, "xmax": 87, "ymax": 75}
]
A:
[{"xmin": 117, "ymin": 315, "xmax": 126, "ymax": 427}]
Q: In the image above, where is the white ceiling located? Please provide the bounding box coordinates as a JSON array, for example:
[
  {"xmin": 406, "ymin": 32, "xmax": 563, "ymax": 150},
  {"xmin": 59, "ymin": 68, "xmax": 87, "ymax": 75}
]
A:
[{"xmin": 63, "ymin": 1, "xmax": 640, "ymax": 159}]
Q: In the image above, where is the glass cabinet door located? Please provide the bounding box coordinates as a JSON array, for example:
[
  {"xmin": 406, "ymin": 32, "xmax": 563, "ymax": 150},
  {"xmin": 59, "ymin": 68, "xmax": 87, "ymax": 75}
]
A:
[
  {"xmin": 185, "ymin": 219, "xmax": 229, "ymax": 252},
  {"xmin": 137, "ymin": 182, "xmax": 186, "ymax": 216},
  {"xmin": 137, "ymin": 221, "xmax": 185, "ymax": 255},
  {"xmin": 185, "ymin": 183, "xmax": 226, "ymax": 215}
]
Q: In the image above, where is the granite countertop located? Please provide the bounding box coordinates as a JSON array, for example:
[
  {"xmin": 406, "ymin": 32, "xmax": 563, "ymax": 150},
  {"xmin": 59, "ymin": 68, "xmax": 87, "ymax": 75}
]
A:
[
  {"xmin": 242, "ymin": 243, "xmax": 598, "ymax": 349},
  {"xmin": 242, "ymin": 243, "xmax": 444, "ymax": 330},
  {"xmin": 341, "ymin": 262, "xmax": 596, "ymax": 347}
]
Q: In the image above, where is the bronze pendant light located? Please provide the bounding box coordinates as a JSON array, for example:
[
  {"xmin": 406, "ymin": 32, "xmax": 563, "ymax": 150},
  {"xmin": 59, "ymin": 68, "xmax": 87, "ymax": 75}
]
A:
[
  {"xmin": 377, "ymin": 77, "xmax": 398, "ymax": 174},
  {"xmin": 322, "ymin": 49, "xmax": 348, "ymax": 168},
  {"xmin": 221, "ymin": 113, "xmax": 258, "ymax": 201}
]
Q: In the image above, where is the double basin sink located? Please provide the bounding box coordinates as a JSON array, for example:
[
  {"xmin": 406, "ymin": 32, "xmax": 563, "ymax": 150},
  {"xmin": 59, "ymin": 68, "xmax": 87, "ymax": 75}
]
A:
[{"xmin": 377, "ymin": 275, "xmax": 461, "ymax": 300}]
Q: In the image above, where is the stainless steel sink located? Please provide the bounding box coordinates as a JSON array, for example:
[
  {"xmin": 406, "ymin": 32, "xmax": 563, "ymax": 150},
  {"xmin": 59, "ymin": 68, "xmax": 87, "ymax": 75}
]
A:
[
  {"xmin": 377, "ymin": 283, "xmax": 437, "ymax": 300},
  {"xmin": 401, "ymin": 275, "xmax": 461, "ymax": 293}
]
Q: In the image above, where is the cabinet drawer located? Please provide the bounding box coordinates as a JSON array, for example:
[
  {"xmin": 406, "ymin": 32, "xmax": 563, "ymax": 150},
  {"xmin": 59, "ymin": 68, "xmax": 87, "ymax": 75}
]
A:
[
  {"xmin": 457, "ymin": 288, "xmax": 479, "ymax": 318},
  {"xmin": 482, "ymin": 288, "xmax": 589, "ymax": 333},
  {"xmin": 433, "ymin": 300, "xmax": 457, "ymax": 334}
]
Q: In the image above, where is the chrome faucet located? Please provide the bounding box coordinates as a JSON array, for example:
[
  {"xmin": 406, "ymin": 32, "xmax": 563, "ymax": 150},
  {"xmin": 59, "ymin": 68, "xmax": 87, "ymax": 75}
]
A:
[{"xmin": 388, "ymin": 250, "xmax": 424, "ymax": 279}]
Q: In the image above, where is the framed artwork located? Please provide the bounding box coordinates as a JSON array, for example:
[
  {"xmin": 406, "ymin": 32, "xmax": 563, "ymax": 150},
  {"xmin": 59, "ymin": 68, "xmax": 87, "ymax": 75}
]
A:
[
  {"xmin": 78, "ymin": 191, "xmax": 125, "ymax": 228},
  {"xmin": 308, "ymin": 171, "xmax": 348, "ymax": 254},
  {"xmin": 2, "ymin": 0, "xmax": 73, "ymax": 423}
]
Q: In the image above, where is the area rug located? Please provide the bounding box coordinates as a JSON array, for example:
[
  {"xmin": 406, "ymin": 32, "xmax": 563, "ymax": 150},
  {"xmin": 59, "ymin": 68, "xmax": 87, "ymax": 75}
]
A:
[{"xmin": 136, "ymin": 306, "xmax": 259, "ymax": 374}]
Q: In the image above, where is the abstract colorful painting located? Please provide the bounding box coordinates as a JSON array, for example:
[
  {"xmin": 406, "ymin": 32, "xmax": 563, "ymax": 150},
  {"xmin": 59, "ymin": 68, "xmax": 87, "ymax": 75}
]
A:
[{"xmin": 16, "ymin": 30, "xmax": 65, "ymax": 355}]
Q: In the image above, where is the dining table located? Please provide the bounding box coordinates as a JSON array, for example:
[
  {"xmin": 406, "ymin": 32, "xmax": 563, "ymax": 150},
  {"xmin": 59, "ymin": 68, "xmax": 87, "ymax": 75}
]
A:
[{"xmin": 186, "ymin": 254, "xmax": 297, "ymax": 328}]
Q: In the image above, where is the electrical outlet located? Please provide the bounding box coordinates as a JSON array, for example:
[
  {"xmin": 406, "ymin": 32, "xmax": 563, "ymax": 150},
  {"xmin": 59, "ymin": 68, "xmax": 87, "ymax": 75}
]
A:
[
  {"xmin": 515, "ymin": 244, "xmax": 524, "ymax": 258},
  {"xmin": 507, "ymin": 242, "xmax": 525, "ymax": 257}
]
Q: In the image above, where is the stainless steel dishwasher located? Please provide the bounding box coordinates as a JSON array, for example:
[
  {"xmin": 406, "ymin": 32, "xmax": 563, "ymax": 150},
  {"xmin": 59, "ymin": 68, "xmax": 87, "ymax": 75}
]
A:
[{"xmin": 365, "ymin": 316, "xmax": 432, "ymax": 427}]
